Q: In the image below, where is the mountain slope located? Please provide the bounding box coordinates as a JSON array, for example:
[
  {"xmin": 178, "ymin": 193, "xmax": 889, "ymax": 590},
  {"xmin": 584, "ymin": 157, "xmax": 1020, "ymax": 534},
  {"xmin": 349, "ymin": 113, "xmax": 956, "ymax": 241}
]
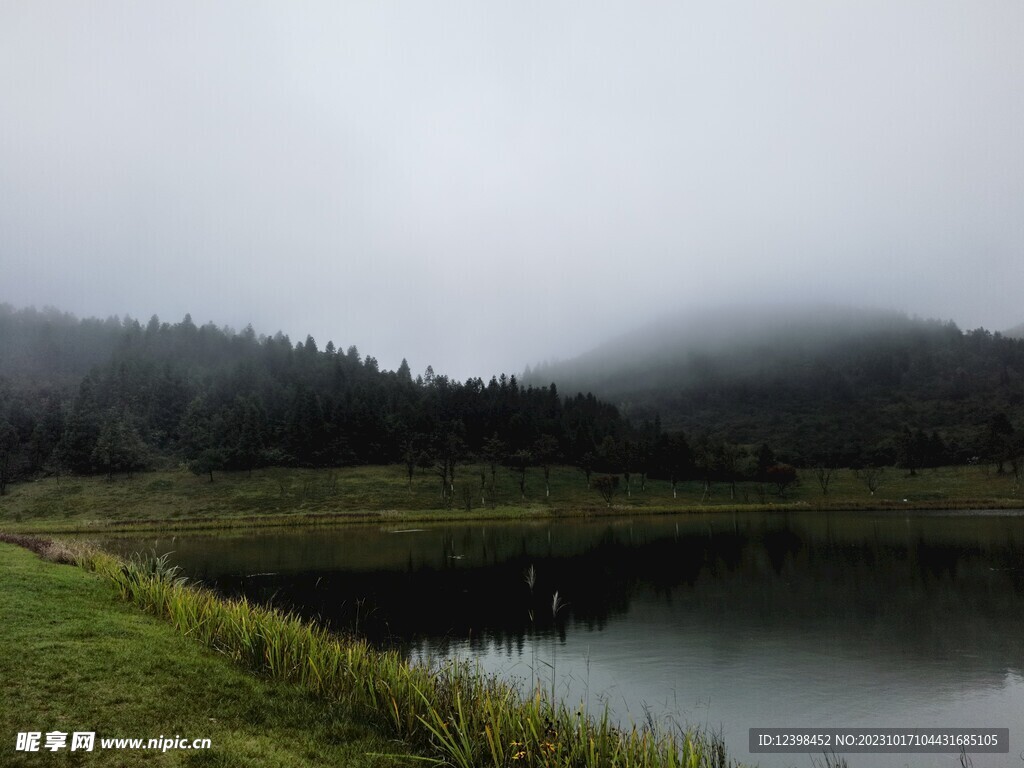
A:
[{"xmin": 527, "ymin": 305, "xmax": 1024, "ymax": 464}]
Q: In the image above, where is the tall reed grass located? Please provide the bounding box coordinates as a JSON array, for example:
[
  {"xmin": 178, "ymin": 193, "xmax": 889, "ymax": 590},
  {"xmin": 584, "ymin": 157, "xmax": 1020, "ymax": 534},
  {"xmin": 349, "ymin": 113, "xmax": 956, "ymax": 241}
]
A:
[{"xmin": 7, "ymin": 533, "xmax": 738, "ymax": 768}]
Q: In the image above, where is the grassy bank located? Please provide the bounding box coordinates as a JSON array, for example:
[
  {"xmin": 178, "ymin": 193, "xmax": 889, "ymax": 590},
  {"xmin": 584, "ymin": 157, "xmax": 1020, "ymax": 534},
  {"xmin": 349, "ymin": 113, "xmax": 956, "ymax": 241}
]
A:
[
  {"xmin": 1, "ymin": 463, "xmax": 1021, "ymax": 534},
  {"xmin": 0, "ymin": 538, "xmax": 407, "ymax": 767},
  {"xmin": 1, "ymin": 535, "xmax": 737, "ymax": 768}
]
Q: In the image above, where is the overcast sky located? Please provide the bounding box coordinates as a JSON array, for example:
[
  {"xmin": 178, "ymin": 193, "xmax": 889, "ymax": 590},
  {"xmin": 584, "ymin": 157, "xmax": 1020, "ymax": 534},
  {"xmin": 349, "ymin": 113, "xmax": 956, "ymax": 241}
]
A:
[{"xmin": 2, "ymin": 1, "xmax": 1022, "ymax": 380}]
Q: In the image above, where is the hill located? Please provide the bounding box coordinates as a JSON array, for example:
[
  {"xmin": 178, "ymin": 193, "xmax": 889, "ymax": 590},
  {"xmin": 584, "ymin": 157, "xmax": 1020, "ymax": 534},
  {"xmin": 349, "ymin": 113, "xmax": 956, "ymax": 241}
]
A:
[
  {"xmin": 0, "ymin": 304, "xmax": 626, "ymax": 493},
  {"xmin": 527, "ymin": 305, "xmax": 1024, "ymax": 466}
]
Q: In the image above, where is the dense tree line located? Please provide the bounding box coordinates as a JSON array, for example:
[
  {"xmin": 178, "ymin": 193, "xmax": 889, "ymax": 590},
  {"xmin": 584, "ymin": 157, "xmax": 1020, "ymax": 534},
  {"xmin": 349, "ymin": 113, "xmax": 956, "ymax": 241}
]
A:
[{"xmin": 0, "ymin": 307, "xmax": 626, "ymax": 494}]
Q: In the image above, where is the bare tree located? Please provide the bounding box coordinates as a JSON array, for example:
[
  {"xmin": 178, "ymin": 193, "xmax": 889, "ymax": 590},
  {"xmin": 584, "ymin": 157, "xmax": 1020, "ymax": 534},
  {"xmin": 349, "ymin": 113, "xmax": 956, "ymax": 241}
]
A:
[
  {"xmin": 594, "ymin": 475, "xmax": 619, "ymax": 507},
  {"xmin": 857, "ymin": 466, "xmax": 884, "ymax": 495},
  {"xmin": 813, "ymin": 462, "xmax": 838, "ymax": 496},
  {"xmin": 432, "ymin": 431, "xmax": 466, "ymax": 505},
  {"xmin": 766, "ymin": 463, "xmax": 798, "ymax": 497}
]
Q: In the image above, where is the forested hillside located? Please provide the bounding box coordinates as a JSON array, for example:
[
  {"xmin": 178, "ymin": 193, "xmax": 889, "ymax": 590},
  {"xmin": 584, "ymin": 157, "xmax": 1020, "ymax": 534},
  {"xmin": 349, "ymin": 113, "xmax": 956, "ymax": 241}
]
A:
[
  {"xmin": 0, "ymin": 305, "xmax": 625, "ymax": 494},
  {"xmin": 4, "ymin": 303, "xmax": 1024, "ymax": 498},
  {"xmin": 527, "ymin": 306, "xmax": 1024, "ymax": 468}
]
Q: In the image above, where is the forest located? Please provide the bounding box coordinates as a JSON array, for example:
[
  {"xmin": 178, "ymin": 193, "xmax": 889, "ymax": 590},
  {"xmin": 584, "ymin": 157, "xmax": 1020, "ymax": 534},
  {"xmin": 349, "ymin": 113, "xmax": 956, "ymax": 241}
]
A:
[
  {"xmin": 528, "ymin": 306, "xmax": 1024, "ymax": 471},
  {"xmin": 0, "ymin": 305, "xmax": 626, "ymax": 497},
  {"xmin": 2, "ymin": 303, "xmax": 1024, "ymax": 498}
]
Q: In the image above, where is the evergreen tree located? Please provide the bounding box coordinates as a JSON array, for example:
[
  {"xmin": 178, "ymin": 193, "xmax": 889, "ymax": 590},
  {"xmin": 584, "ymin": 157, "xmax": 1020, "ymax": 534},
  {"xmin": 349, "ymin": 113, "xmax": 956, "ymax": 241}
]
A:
[
  {"xmin": 231, "ymin": 396, "xmax": 267, "ymax": 476},
  {"xmin": 91, "ymin": 411, "xmax": 147, "ymax": 479}
]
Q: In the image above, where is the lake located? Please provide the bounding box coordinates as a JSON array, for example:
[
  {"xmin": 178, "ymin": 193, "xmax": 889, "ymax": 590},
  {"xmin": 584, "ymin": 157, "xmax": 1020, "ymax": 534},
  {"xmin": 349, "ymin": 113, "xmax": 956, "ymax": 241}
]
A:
[{"xmin": 98, "ymin": 509, "xmax": 1024, "ymax": 768}]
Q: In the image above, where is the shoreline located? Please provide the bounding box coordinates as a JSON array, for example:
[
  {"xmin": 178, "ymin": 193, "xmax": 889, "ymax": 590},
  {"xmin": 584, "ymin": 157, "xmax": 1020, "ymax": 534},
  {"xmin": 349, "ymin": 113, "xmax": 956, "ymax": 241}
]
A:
[
  {"xmin": 5, "ymin": 498, "xmax": 1024, "ymax": 536},
  {"xmin": 0, "ymin": 533, "xmax": 741, "ymax": 768}
]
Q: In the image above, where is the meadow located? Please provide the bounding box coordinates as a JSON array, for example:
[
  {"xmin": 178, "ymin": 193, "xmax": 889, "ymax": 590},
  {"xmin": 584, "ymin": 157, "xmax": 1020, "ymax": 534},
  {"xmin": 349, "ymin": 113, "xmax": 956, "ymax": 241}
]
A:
[{"xmin": 0, "ymin": 462, "xmax": 1021, "ymax": 534}]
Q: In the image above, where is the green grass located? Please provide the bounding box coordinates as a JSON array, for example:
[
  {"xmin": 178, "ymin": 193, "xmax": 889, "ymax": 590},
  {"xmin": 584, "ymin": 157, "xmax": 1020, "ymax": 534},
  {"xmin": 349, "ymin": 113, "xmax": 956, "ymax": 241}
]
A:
[
  {"xmin": 0, "ymin": 540, "xmax": 409, "ymax": 768},
  {"xmin": 0, "ymin": 462, "xmax": 1021, "ymax": 534},
  {"xmin": 1, "ymin": 537, "xmax": 739, "ymax": 768}
]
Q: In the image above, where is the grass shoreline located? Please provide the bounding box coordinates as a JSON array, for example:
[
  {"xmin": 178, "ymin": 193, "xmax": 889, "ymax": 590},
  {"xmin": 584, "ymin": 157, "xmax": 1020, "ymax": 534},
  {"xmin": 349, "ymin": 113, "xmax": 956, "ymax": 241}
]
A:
[
  {"xmin": 1, "ymin": 463, "xmax": 1021, "ymax": 535},
  {"xmin": 0, "ymin": 537, "xmax": 407, "ymax": 768},
  {"xmin": 1, "ymin": 533, "xmax": 741, "ymax": 768},
  {"xmin": 6, "ymin": 497, "xmax": 1024, "ymax": 536}
]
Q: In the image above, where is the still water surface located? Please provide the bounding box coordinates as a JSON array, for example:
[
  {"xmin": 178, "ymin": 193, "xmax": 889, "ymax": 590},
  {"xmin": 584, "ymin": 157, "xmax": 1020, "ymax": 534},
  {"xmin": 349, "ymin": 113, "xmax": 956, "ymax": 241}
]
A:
[{"xmin": 100, "ymin": 510, "xmax": 1024, "ymax": 768}]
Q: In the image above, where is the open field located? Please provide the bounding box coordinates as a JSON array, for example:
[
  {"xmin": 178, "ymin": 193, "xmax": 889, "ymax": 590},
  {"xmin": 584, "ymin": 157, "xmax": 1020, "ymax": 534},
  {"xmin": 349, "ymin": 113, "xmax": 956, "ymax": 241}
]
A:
[{"xmin": 0, "ymin": 463, "xmax": 1021, "ymax": 534}]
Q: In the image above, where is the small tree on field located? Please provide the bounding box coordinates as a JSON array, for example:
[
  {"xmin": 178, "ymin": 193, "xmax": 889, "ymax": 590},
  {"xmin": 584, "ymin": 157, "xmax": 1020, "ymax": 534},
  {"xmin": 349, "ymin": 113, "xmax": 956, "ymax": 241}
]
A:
[
  {"xmin": 652, "ymin": 433, "xmax": 692, "ymax": 499},
  {"xmin": 858, "ymin": 466, "xmax": 884, "ymax": 495},
  {"xmin": 813, "ymin": 461, "xmax": 838, "ymax": 496},
  {"xmin": 401, "ymin": 435, "xmax": 420, "ymax": 489},
  {"xmin": 621, "ymin": 440, "xmax": 634, "ymax": 497},
  {"xmin": 481, "ymin": 435, "xmax": 507, "ymax": 492},
  {"xmin": 636, "ymin": 440, "xmax": 651, "ymax": 492},
  {"xmin": 765, "ymin": 463, "xmax": 798, "ymax": 497},
  {"xmin": 189, "ymin": 448, "xmax": 225, "ymax": 483},
  {"xmin": 986, "ymin": 413, "xmax": 1015, "ymax": 474},
  {"xmin": 1010, "ymin": 436, "xmax": 1024, "ymax": 492},
  {"xmin": 576, "ymin": 451, "xmax": 595, "ymax": 489},
  {"xmin": 533, "ymin": 434, "xmax": 560, "ymax": 498},
  {"xmin": 594, "ymin": 475, "xmax": 619, "ymax": 507},
  {"xmin": 432, "ymin": 430, "xmax": 467, "ymax": 504},
  {"xmin": 692, "ymin": 434, "xmax": 717, "ymax": 502},
  {"xmin": 508, "ymin": 450, "xmax": 532, "ymax": 501},
  {"xmin": 718, "ymin": 442, "xmax": 744, "ymax": 500}
]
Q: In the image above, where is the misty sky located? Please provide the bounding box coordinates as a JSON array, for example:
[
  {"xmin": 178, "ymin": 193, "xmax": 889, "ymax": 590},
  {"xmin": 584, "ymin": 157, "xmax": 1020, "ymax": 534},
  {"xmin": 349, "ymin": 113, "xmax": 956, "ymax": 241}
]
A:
[{"xmin": 2, "ymin": 2, "xmax": 1022, "ymax": 380}]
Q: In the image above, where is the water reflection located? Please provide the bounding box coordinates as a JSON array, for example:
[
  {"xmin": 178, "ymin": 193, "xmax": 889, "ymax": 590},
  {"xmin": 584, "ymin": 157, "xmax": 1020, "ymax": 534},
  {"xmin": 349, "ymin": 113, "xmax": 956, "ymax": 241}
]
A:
[{"xmin": 99, "ymin": 510, "xmax": 1024, "ymax": 768}]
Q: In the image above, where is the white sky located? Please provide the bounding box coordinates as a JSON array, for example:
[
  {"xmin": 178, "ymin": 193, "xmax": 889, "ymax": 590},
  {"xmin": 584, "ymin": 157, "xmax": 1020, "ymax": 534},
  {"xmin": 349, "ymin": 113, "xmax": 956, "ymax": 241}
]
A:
[{"xmin": 2, "ymin": 1, "xmax": 1022, "ymax": 380}]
